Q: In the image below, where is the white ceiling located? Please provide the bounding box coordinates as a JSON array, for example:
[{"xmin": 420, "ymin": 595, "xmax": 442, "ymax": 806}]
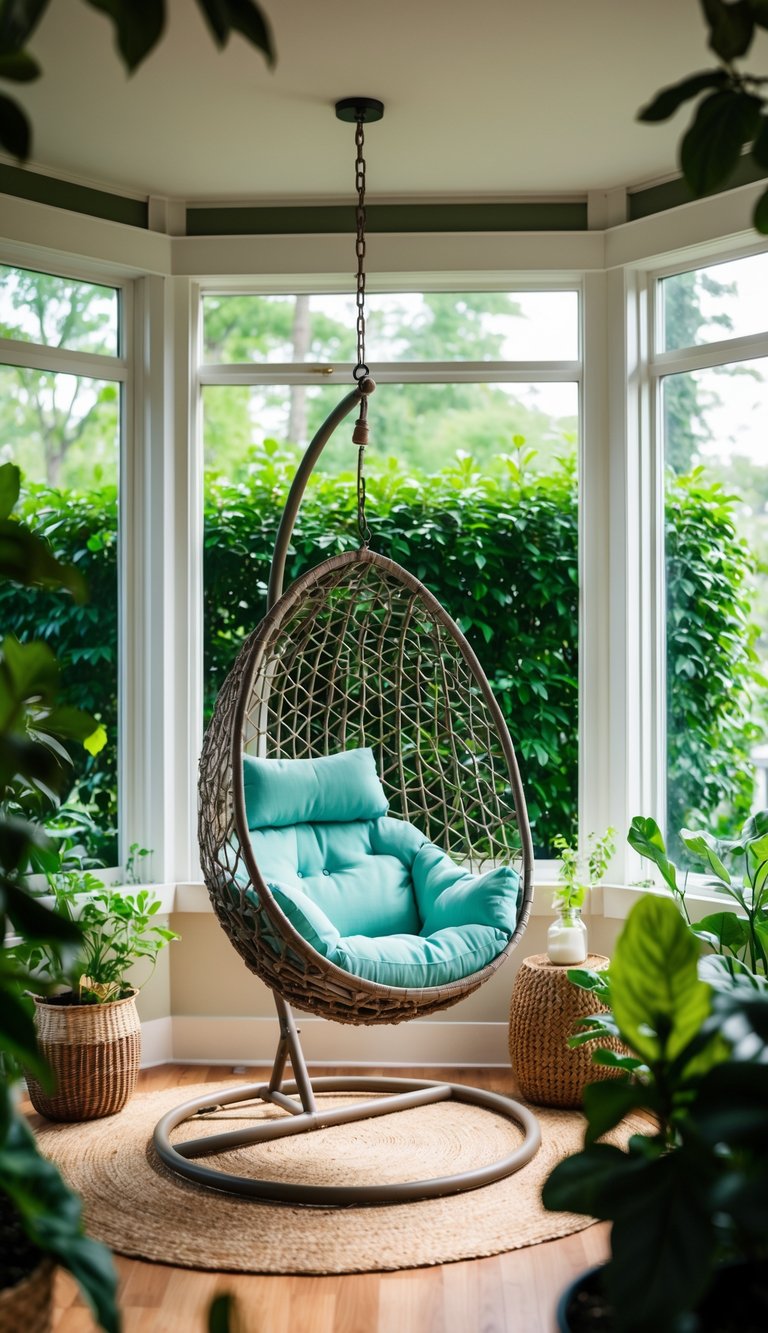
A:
[{"xmin": 11, "ymin": 0, "xmax": 761, "ymax": 203}]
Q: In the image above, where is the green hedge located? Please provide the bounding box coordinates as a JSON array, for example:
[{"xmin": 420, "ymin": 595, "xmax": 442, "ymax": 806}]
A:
[{"xmin": 1, "ymin": 450, "xmax": 761, "ymax": 861}]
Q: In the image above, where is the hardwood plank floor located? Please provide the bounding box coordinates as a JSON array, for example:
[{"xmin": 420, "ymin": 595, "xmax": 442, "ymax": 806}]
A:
[{"xmin": 39, "ymin": 1063, "xmax": 608, "ymax": 1333}]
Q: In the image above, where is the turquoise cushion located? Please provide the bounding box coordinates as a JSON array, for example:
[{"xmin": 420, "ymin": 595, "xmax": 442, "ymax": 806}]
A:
[
  {"xmin": 413, "ymin": 842, "xmax": 521, "ymax": 936},
  {"xmin": 333, "ymin": 924, "xmax": 509, "ymax": 988},
  {"xmin": 269, "ymin": 883, "xmax": 341, "ymax": 957},
  {"xmin": 249, "ymin": 818, "xmax": 421, "ymax": 937},
  {"xmin": 243, "ymin": 748, "xmax": 388, "ymax": 829}
]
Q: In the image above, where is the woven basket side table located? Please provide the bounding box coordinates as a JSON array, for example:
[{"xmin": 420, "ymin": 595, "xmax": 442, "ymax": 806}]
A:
[{"xmin": 508, "ymin": 953, "xmax": 620, "ymax": 1109}]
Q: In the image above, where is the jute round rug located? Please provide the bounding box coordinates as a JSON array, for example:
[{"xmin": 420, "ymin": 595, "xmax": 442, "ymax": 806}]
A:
[{"xmin": 36, "ymin": 1081, "xmax": 645, "ymax": 1275}]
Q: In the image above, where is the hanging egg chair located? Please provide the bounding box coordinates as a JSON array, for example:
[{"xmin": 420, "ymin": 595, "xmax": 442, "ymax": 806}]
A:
[{"xmin": 154, "ymin": 100, "xmax": 540, "ymax": 1205}]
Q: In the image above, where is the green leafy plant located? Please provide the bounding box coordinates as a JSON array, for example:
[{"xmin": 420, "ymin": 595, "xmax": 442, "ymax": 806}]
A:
[
  {"xmin": 628, "ymin": 809, "xmax": 768, "ymax": 984},
  {"xmin": 543, "ymin": 894, "xmax": 768, "ymax": 1333},
  {"xmin": 11, "ymin": 878, "xmax": 178, "ymax": 1003},
  {"xmin": 122, "ymin": 841, "xmax": 152, "ymax": 886},
  {"xmin": 0, "ymin": 0, "xmax": 275, "ymax": 159},
  {"xmin": 0, "ymin": 462, "xmax": 118, "ymax": 1328},
  {"xmin": 551, "ymin": 827, "xmax": 616, "ymax": 911},
  {"xmin": 639, "ymin": 0, "xmax": 768, "ymax": 232}
]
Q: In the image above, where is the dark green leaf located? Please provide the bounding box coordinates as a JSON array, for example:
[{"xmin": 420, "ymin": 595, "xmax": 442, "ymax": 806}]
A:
[
  {"xmin": 681, "ymin": 91, "xmax": 763, "ymax": 196},
  {"xmin": 582, "ymin": 1078, "xmax": 653, "ymax": 1144},
  {"xmin": 694, "ymin": 911, "xmax": 749, "ymax": 953},
  {"xmin": 195, "ymin": 0, "xmax": 275, "ymax": 65},
  {"xmin": 0, "ymin": 464, "xmax": 20, "ymax": 521},
  {"xmin": 83, "ymin": 0, "xmax": 165, "ymax": 72},
  {"xmin": 701, "ymin": 0, "xmax": 755, "ymax": 59},
  {"xmin": 638, "ymin": 70, "xmax": 728, "ymax": 123},
  {"xmin": 605, "ymin": 1153, "xmax": 716, "ymax": 1330},
  {"xmin": 754, "ymin": 183, "xmax": 768, "ymax": 233},
  {"xmin": 208, "ymin": 1293, "xmax": 238, "ymax": 1333},
  {"xmin": 0, "ymin": 985, "xmax": 48, "ymax": 1077},
  {"xmin": 0, "ymin": 49, "xmax": 40, "ymax": 80},
  {"xmin": 5, "ymin": 879, "xmax": 83, "ymax": 946},
  {"xmin": 0, "ymin": 520, "xmax": 86, "ymax": 597},
  {"xmin": 0, "ymin": 0, "xmax": 51, "ymax": 49},
  {"xmin": 0, "ymin": 90, "xmax": 30, "ymax": 159},
  {"xmin": 542, "ymin": 1143, "xmax": 650, "ymax": 1218}
]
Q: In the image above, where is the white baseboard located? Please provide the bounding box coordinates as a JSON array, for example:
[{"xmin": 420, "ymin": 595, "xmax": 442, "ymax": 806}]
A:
[{"xmin": 140, "ymin": 1015, "xmax": 510, "ymax": 1069}]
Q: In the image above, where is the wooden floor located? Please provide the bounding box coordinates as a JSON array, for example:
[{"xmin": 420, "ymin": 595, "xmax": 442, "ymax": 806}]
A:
[{"xmin": 42, "ymin": 1063, "xmax": 608, "ymax": 1333}]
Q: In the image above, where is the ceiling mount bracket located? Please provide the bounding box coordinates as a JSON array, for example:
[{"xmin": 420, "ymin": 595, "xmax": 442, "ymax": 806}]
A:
[{"xmin": 335, "ymin": 97, "xmax": 384, "ymax": 124}]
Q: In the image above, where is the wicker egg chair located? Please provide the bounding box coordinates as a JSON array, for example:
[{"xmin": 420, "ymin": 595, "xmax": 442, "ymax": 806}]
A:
[{"xmin": 154, "ymin": 387, "xmax": 540, "ymax": 1204}]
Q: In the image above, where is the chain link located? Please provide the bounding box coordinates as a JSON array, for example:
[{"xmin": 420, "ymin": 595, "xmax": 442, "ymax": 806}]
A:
[{"xmin": 353, "ymin": 115, "xmax": 368, "ymax": 381}]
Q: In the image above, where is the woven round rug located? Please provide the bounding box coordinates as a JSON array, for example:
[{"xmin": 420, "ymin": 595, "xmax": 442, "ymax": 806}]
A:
[{"xmin": 35, "ymin": 1081, "xmax": 645, "ymax": 1275}]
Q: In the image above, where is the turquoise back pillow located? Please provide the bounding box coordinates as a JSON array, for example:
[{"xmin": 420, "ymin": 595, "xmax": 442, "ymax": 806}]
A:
[{"xmin": 243, "ymin": 748, "xmax": 389, "ymax": 830}]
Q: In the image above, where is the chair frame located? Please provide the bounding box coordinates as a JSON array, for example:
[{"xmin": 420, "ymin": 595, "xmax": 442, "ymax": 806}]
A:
[{"xmin": 154, "ymin": 387, "xmax": 540, "ymax": 1204}]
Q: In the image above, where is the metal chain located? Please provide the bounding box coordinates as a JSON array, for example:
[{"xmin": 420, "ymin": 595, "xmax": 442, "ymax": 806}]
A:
[{"xmin": 353, "ymin": 114, "xmax": 368, "ymax": 381}]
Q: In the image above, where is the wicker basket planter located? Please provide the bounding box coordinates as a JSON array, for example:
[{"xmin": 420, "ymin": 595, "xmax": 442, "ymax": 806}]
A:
[
  {"xmin": 26, "ymin": 989, "xmax": 141, "ymax": 1121},
  {"xmin": 0, "ymin": 1257, "xmax": 54, "ymax": 1333}
]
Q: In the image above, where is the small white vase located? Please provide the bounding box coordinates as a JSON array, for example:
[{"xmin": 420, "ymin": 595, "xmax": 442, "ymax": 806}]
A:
[{"xmin": 547, "ymin": 907, "xmax": 588, "ymax": 965}]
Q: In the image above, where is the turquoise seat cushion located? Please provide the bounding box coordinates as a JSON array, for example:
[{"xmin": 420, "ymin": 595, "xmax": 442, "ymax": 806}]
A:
[
  {"xmin": 333, "ymin": 924, "xmax": 509, "ymax": 988},
  {"xmin": 244, "ymin": 748, "xmax": 388, "ymax": 830},
  {"xmin": 239, "ymin": 750, "xmax": 521, "ymax": 989},
  {"xmin": 249, "ymin": 817, "xmax": 421, "ymax": 937}
]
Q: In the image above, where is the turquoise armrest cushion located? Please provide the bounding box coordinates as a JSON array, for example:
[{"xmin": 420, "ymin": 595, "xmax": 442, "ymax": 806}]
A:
[
  {"xmin": 414, "ymin": 842, "xmax": 522, "ymax": 937},
  {"xmin": 268, "ymin": 882, "xmax": 341, "ymax": 958},
  {"xmin": 243, "ymin": 747, "xmax": 389, "ymax": 830}
]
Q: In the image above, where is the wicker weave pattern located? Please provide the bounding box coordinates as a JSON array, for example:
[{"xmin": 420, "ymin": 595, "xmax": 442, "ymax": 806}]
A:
[
  {"xmin": 26, "ymin": 992, "xmax": 141, "ymax": 1121},
  {"xmin": 0, "ymin": 1258, "xmax": 54, "ymax": 1333},
  {"xmin": 508, "ymin": 954, "xmax": 621, "ymax": 1108},
  {"xmin": 199, "ymin": 548, "xmax": 534, "ymax": 1025}
]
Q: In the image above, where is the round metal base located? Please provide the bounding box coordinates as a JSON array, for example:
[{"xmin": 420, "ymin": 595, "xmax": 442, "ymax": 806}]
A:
[
  {"xmin": 153, "ymin": 1076, "xmax": 540, "ymax": 1206},
  {"xmin": 335, "ymin": 97, "xmax": 385, "ymax": 124}
]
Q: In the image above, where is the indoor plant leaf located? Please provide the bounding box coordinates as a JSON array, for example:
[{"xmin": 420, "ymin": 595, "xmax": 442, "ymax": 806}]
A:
[
  {"xmin": 582, "ymin": 1077, "xmax": 656, "ymax": 1144},
  {"xmin": 679, "ymin": 828, "xmax": 730, "ymax": 882},
  {"xmin": 0, "ymin": 90, "xmax": 30, "ymax": 159},
  {"xmin": 680, "ymin": 90, "xmax": 763, "ymax": 195},
  {"xmin": 637, "ymin": 69, "xmax": 728, "ymax": 122},
  {"xmin": 82, "ymin": 0, "xmax": 166, "ymax": 73},
  {"xmin": 626, "ymin": 816, "xmax": 678, "ymax": 894},
  {"xmin": 609, "ymin": 894, "xmax": 711, "ymax": 1064},
  {"xmin": 700, "ymin": 0, "xmax": 755, "ymax": 60}
]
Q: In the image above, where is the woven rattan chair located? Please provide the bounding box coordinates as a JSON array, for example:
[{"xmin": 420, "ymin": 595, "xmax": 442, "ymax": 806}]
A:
[{"xmin": 154, "ymin": 386, "xmax": 540, "ymax": 1203}]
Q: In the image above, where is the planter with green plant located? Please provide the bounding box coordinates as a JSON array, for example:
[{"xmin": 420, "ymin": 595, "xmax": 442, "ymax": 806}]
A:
[
  {"xmin": 542, "ymin": 893, "xmax": 768, "ymax": 1333},
  {"xmin": 11, "ymin": 870, "xmax": 178, "ymax": 1122},
  {"xmin": 0, "ymin": 463, "xmax": 119, "ymax": 1329},
  {"xmin": 548, "ymin": 828, "xmax": 615, "ymax": 965}
]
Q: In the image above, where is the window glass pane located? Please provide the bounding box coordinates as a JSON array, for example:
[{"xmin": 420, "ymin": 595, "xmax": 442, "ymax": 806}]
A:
[
  {"xmin": 203, "ymin": 379, "xmax": 579, "ymax": 855},
  {"xmin": 664, "ymin": 358, "xmax": 768, "ymax": 861},
  {"xmin": 661, "ymin": 253, "xmax": 768, "ymax": 352},
  {"xmin": 202, "ymin": 291, "xmax": 578, "ymax": 364},
  {"xmin": 0, "ymin": 363, "xmax": 120, "ymax": 864},
  {"xmin": 0, "ymin": 265, "xmax": 119, "ymax": 356}
]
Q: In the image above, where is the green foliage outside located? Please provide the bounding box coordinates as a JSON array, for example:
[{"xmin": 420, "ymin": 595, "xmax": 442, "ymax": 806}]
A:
[
  {"xmin": 666, "ymin": 468, "xmax": 766, "ymax": 858},
  {"xmin": 0, "ymin": 444, "xmax": 762, "ymax": 860}
]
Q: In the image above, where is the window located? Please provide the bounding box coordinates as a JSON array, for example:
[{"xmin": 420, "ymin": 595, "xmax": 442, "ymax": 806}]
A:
[
  {"xmin": 0, "ymin": 264, "xmax": 124, "ymax": 864},
  {"xmin": 201, "ymin": 288, "xmax": 580, "ymax": 854},
  {"xmin": 656, "ymin": 255, "xmax": 768, "ymax": 857}
]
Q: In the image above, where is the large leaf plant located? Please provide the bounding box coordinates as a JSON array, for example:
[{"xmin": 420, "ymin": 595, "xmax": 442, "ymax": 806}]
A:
[
  {"xmin": 0, "ymin": 0, "xmax": 275, "ymax": 159},
  {"xmin": 0, "ymin": 462, "xmax": 119, "ymax": 1331},
  {"xmin": 543, "ymin": 894, "xmax": 768, "ymax": 1333},
  {"xmin": 639, "ymin": 0, "xmax": 768, "ymax": 233}
]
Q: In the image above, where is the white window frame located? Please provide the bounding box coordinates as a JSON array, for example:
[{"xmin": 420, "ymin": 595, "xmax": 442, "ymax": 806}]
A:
[{"xmin": 0, "ymin": 258, "xmax": 132, "ymax": 873}]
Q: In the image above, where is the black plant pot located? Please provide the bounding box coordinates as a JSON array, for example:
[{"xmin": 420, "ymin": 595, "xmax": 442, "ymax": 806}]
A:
[{"xmin": 557, "ymin": 1261, "xmax": 768, "ymax": 1333}]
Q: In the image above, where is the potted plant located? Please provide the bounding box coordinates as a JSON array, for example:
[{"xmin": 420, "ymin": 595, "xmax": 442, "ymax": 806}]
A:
[
  {"xmin": 627, "ymin": 810, "xmax": 768, "ymax": 985},
  {"xmin": 542, "ymin": 892, "xmax": 768, "ymax": 1333},
  {"xmin": 0, "ymin": 462, "xmax": 119, "ymax": 1329},
  {"xmin": 11, "ymin": 869, "xmax": 178, "ymax": 1121},
  {"xmin": 548, "ymin": 828, "xmax": 615, "ymax": 964}
]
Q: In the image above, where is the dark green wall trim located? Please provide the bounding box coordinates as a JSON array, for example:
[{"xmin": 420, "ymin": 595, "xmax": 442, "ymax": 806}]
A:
[
  {"xmin": 630, "ymin": 156, "xmax": 768, "ymax": 222},
  {"xmin": 186, "ymin": 201, "xmax": 589, "ymax": 236},
  {"xmin": 0, "ymin": 164, "xmax": 148, "ymax": 228}
]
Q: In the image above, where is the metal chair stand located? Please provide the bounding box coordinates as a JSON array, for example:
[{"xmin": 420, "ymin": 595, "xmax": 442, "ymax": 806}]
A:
[{"xmin": 153, "ymin": 995, "xmax": 541, "ymax": 1205}]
